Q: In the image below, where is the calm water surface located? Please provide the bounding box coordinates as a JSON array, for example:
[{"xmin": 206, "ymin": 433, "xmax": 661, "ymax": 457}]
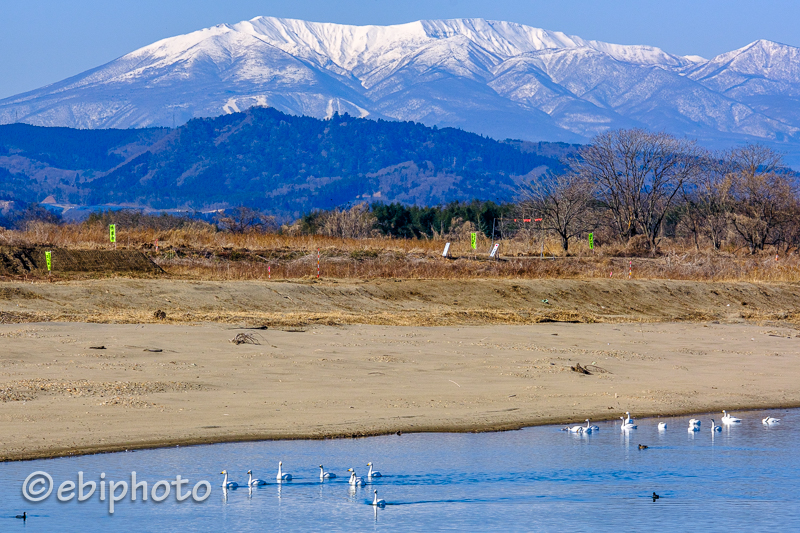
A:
[{"xmin": 1, "ymin": 409, "xmax": 797, "ymax": 532}]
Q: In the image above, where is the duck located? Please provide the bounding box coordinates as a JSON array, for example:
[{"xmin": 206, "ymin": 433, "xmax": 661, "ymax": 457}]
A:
[
  {"xmin": 652, "ymin": 492, "xmax": 660, "ymax": 501},
  {"xmin": 620, "ymin": 416, "xmax": 637, "ymax": 430},
  {"xmin": 319, "ymin": 465, "xmax": 336, "ymax": 480},
  {"xmin": 15, "ymin": 512, "xmax": 26, "ymax": 521},
  {"xmin": 657, "ymin": 422, "xmax": 667, "ymax": 430},
  {"xmin": 721, "ymin": 410, "xmax": 742, "ymax": 424},
  {"xmin": 348, "ymin": 468, "xmax": 366, "ymax": 486},
  {"xmin": 366, "ymin": 462, "xmax": 382, "ymax": 478},
  {"xmin": 276, "ymin": 461, "xmax": 292, "ymax": 482},
  {"xmin": 638, "ymin": 444, "xmax": 648, "ymax": 450},
  {"xmin": 762, "ymin": 416, "xmax": 781, "ymax": 425},
  {"xmin": 220, "ymin": 470, "xmax": 239, "ymax": 489},
  {"xmin": 372, "ymin": 489, "xmax": 386, "ymax": 508},
  {"xmin": 710, "ymin": 419, "xmax": 722, "ymax": 432},
  {"xmin": 247, "ymin": 470, "xmax": 267, "ymax": 486}
]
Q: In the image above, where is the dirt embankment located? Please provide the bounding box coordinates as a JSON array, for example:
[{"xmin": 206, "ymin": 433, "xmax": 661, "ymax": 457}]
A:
[
  {"xmin": 0, "ymin": 246, "xmax": 161, "ymax": 277},
  {"xmin": 1, "ymin": 278, "xmax": 799, "ymax": 326}
]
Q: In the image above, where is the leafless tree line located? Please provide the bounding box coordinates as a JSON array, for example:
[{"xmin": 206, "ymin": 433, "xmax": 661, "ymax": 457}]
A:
[{"xmin": 519, "ymin": 129, "xmax": 799, "ymax": 254}]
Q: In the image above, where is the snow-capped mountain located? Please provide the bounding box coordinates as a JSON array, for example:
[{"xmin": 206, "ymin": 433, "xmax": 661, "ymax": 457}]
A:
[{"xmin": 1, "ymin": 17, "xmax": 799, "ymax": 151}]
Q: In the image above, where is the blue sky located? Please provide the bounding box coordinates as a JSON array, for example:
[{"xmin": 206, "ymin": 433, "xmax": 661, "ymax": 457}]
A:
[{"xmin": 1, "ymin": 0, "xmax": 798, "ymax": 99}]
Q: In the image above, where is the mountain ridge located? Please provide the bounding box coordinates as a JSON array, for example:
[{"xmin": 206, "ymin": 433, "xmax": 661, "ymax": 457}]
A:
[
  {"xmin": 1, "ymin": 17, "xmax": 799, "ymax": 162},
  {"xmin": 0, "ymin": 107, "xmax": 573, "ymax": 217}
]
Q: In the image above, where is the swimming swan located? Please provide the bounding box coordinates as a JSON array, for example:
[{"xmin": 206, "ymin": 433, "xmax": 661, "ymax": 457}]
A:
[
  {"xmin": 276, "ymin": 461, "xmax": 292, "ymax": 482},
  {"xmin": 658, "ymin": 422, "xmax": 667, "ymax": 430},
  {"xmin": 220, "ymin": 470, "xmax": 239, "ymax": 488},
  {"xmin": 687, "ymin": 423, "xmax": 700, "ymax": 432},
  {"xmin": 372, "ymin": 489, "xmax": 386, "ymax": 507},
  {"xmin": 689, "ymin": 419, "xmax": 701, "ymax": 427},
  {"xmin": 568, "ymin": 423, "xmax": 584, "ymax": 433},
  {"xmin": 247, "ymin": 470, "xmax": 267, "ymax": 486},
  {"xmin": 585, "ymin": 419, "xmax": 600, "ymax": 432},
  {"xmin": 367, "ymin": 462, "xmax": 382, "ymax": 478},
  {"xmin": 348, "ymin": 468, "xmax": 366, "ymax": 486},
  {"xmin": 710, "ymin": 419, "xmax": 722, "ymax": 432},
  {"xmin": 319, "ymin": 465, "xmax": 336, "ymax": 480},
  {"xmin": 762, "ymin": 416, "xmax": 781, "ymax": 425},
  {"xmin": 620, "ymin": 416, "xmax": 637, "ymax": 430},
  {"xmin": 721, "ymin": 410, "xmax": 742, "ymax": 424}
]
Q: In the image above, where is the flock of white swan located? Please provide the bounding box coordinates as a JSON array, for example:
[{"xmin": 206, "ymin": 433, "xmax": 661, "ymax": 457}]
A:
[
  {"xmin": 562, "ymin": 410, "xmax": 782, "ymax": 435},
  {"xmin": 220, "ymin": 461, "xmax": 387, "ymax": 507},
  {"xmin": 216, "ymin": 411, "xmax": 783, "ymax": 509}
]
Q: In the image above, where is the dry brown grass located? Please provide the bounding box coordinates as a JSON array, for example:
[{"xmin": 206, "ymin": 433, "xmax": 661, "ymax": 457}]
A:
[{"xmin": 3, "ymin": 223, "xmax": 800, "ymax": 282}]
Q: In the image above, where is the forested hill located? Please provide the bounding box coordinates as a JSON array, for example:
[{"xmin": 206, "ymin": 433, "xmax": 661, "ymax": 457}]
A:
[{"xmin": 0, "ymin": 107, "xmax": 575, "ymax": 217}]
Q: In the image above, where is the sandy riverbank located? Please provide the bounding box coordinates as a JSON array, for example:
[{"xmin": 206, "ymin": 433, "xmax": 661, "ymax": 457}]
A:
[{"xmin": 2, "ymin": 320, "xmax": 799, "ymax": 461}]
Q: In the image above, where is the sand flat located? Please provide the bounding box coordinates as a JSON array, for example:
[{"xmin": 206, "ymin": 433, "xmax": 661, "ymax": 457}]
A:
[{"xmin": 1, "ymin": 321, "xmax": 799, "ymax": 461}]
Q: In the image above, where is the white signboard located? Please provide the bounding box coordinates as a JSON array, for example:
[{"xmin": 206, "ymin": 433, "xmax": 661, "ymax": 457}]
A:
[
  {"xmin": 489, "ymin": 243, "xmax": 500, "ymax": 258},
  {"xmin": 442, "ymin": 242, "xmax": 451, "ymax": 257}
]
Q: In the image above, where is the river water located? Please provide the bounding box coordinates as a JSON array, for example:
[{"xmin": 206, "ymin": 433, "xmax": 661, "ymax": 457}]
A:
[{"xmin": 1, "ymin": 409, "xmax": 796, "ymax": 532}]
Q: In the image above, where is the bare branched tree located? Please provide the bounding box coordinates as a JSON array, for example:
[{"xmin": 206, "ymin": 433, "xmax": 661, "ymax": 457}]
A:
[
  {"xmin": 680, "ymin": 155, "xmax": 732, "ymax": 250},
  {"xmin": 519, "ymin": 172, "xmax": 596, "ymax": 252},
  {"xmin": 727, "ymin": 145, "xmax": 795, "ymax": 253},
  {"xmin": 215, "ymin": 206, "xmax": 276, "ymax": 234},
  {"xmin": 571, "ymin": 129, "xmax": 702, "ymax": 253}
]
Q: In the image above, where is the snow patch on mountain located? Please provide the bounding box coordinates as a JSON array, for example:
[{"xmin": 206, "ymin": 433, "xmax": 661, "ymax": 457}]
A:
[{"xmin": 1, "ymin": 16, "xmax": 799, "ymax": 155}]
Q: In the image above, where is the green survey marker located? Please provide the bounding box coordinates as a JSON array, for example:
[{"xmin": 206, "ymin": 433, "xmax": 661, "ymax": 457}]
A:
[
  {"xmin": 109, "ymin": 224, "xmax": 116, "ymax": 243},
  {"xmin": 588, "ymin": 232, "xmax": 594, "ymax": 250},
  {"xmin": 470, "ymin": 232, "xmax": 477, "ymax": 250},
  {"xmin": 45, "ymin": 251, "xmax": 52, "ymax": 271}
]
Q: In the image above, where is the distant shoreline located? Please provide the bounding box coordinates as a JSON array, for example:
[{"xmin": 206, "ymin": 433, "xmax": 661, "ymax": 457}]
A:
[{"xmin": 4, "ymin": 404, "xmax": 798, "ymax": 463}]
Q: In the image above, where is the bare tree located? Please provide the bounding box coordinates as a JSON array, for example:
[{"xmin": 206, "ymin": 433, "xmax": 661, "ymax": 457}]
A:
[
  {"xmin": 215, "ymin": 206, "xmax": 276, "ymax": 234},
  {"xmin": 680, "ymin": 154, "xmax": 732, "ymax": 250},
  {"xmin": 519, "ymin": 172, "xmax": 596, "ymax": 252},
  {"xmin": 319, "ymin": 203, "xmax": 377, "ymax": 239},
  {"xmin": 571, "ymin": 129, "xmax": 702, "ymax": 253},
  {"xmin": 727, "ymin": 144, "xmax": 795, "ymax": 253}
]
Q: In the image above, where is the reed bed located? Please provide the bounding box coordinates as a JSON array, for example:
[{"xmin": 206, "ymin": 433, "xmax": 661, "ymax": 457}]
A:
[{"xmin": 2, "ymin": 223, "xmax": 799, "ymax": 282}]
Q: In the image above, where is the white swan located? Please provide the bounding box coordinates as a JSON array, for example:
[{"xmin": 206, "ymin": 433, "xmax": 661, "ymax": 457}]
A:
[
  {"xmin": 762, "ymin": 416, "xmax": 781, "ymax": 425},
  {"xmin": 625, "ymin": 412, "xmax": 635, "ymax": 425},
  {"xmin": 247, "ymin": 470, "xmax": 267, "ymax": 486},
  {"xmin": 276, "ymin": 461, "xmax": 292, "ymax": 482},
  {"xmin": 620, "ymin": 416, "xmax": 637, "ymax": 431},
  {"xmin": 568, "ymin": 423, "xmax": 584, "ymax": 433},
  {"xmin": 710, "ymin": 419, "xmax": 722, "ymax": 432},
  {"xmin": 348, "ymin": 468, "xmax": 365, "ymax": 486},
  {"xmin": 658, "ymin": 422, "xmax": 667, "ymax": 430},
  {"xmin": 367, "ymin": 462, "xmax": 382, "ymax": 478},
  {"xmin": 721, "ymin": 410, "xmax": 742, "ymax": 424},
  {"xmin": 688, "ymin": 423, "xmax": 700, "ymax": 432},
  {"xmin": 585, "ymin": 419, "xmax": 600, "ymax": 432},
  {"xmin": 372, "ymin": 489, "xmax": 386, "ymax": 508},
  {"xmin": 689, "ymin": 419, "xmax": 701, "ymax": 427},
  {"xmin": 319, "ymin": 465, "xmax": 336, "ymax": 480},
  {"xmin": 220, "ymin": 470, "xmax": 239, "ymax": 488}
]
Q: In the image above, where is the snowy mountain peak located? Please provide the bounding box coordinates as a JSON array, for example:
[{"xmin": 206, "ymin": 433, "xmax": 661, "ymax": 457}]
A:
[{"xmin": 1, "ymin": 16, "xmax": 799, "ymax": 160}]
